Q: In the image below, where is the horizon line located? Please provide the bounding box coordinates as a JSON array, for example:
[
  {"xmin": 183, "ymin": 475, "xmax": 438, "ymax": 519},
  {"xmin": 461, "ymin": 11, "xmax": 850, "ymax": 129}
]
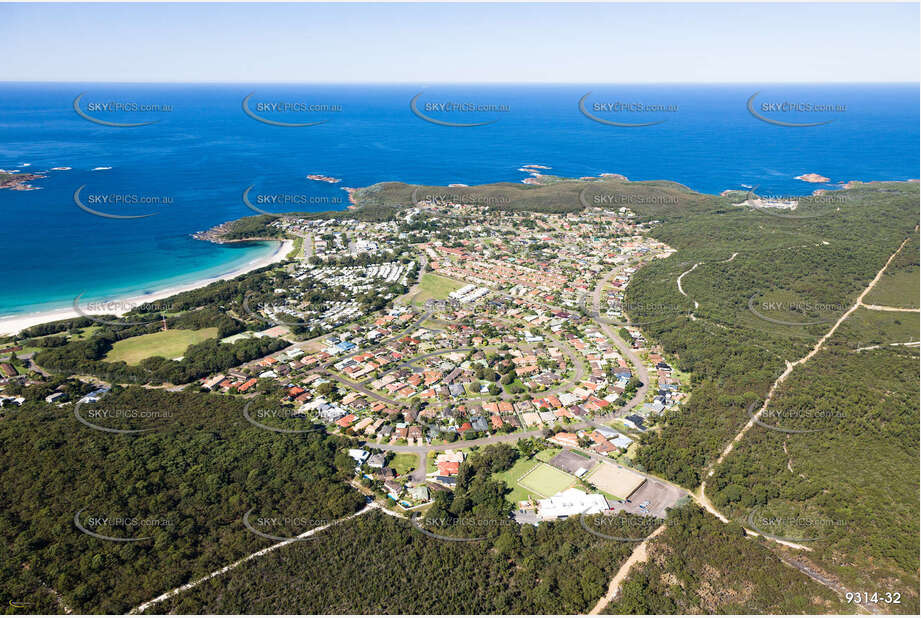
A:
[{"xmin": 2, "ymin": 80, "xmax": 919, "ymax": 85}]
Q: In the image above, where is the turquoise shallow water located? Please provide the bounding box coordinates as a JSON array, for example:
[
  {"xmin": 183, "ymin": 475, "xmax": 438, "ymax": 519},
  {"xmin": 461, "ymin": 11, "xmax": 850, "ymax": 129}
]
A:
[
  {"xmin": 1, "ymin": 83, "xmax": 917, "ymax": 317},
  {"xmin": 0, "ymin": 240, "xmax": 280, "ymax": 320}
]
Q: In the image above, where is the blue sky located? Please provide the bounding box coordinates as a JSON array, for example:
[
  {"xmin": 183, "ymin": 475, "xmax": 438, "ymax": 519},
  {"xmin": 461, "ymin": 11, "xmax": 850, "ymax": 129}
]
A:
[{"xmin": 1, "ymin": 2, "xmax": 918, "ymax": 82}]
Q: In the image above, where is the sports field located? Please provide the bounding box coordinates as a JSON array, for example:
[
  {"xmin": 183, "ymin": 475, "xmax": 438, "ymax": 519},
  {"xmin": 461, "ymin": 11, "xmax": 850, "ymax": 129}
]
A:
[
  {"xmin": 516, "ymin": 463, "xmax": 576, "ymax": 498},
  {"xmin": 413, "ymin": 273, "xmax": 466, "ymax": 304},
  {"xmin": 104, "ymin": 328, "xmax": 218, "ymax": 365}
]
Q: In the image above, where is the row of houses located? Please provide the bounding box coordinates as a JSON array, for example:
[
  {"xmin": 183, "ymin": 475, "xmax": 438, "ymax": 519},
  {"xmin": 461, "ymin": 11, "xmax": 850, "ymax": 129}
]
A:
[{"xmin": 552, "ymin": 426, "xmax": 634, "ymax": 455}]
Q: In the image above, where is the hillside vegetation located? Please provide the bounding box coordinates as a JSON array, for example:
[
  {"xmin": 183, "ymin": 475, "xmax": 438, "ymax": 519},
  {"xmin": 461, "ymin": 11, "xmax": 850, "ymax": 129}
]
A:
[
  {"xmin": 0, "ymin": 389, "xmax": 365, "ymax": 613},
  {"xmin": 604, "ymin": 505, "xmax": 848, "ymax": 614}
]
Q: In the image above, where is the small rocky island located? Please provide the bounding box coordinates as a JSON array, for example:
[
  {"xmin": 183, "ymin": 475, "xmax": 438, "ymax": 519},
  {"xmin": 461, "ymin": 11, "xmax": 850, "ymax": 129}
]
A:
[
  {"xmin": 795, "ymin": 173, "xmax": 831, "ymax": 183},
  {"xmin": 307, "ymin": 174, "xmax": 342, "ymax": 184}
]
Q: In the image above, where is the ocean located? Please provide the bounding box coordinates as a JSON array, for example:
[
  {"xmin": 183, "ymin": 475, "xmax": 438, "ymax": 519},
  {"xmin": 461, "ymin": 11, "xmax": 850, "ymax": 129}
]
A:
[{"xmin": 0, "ymin": 83, "xmax": 918, "ymax": 318}]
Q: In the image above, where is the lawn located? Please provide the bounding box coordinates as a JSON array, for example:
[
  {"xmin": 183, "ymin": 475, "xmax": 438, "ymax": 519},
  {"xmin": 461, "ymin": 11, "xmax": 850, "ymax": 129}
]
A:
[
  {"xmin": 495, "ymin": 448, "xmax": 589, "ymax": 505},
  {"xmin": 493, "ymin": 457, "xmax": 544, "ymax": 504},
  {"xmin": 516, "ymin": 462, "xmax": 577, "ymax": 499},
  {"xmin": 502, "ymin": 378, "xmax": 527, "ymax": 394},
  {"xmin": 610, "ymin": 420, "xmax": 642, "ymax": 437},
  {"xmin": 464, "ymin": 381, "xmax": 492, "ymax": 396},
  {"xmin": 535, "ymin": 448, "xmax": 562, "ymax": 462},
  {"xmin": 389, "ymin": 453, "xmax": 418, "ymax": 476},
  {"xmin": 104, "ymin": 328, "xmax": 219, "ymax": 365},
  {"xmin": 413, "ymin": 273, "xmax": 466, "ymax": 304}
]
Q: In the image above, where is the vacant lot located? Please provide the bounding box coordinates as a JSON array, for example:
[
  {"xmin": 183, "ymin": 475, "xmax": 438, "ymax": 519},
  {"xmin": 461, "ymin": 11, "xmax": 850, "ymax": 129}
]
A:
[
  {"xmin": 389, "ymin": 453, "xmax": 417, "ymax": 476},
  {"xmin": 414, "ymin": 273, "xmax": 466, "ymax": 304},
  {"xmin": 837, "ymin": 307, "xmax": 920, "ymax": 350},
  {"xmin": 104, "ymin": 328, "xmax": 218, "ymax": 365},
  {"xmin": 517, "ymin": 462, "xmax": 576, "ymax": 498}
]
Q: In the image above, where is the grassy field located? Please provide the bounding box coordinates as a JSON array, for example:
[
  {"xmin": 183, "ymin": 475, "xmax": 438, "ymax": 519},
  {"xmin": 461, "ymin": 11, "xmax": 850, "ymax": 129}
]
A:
[
  {"xmin": 389, "ymin": 453, "xmax": 418, "ymax": 476},
  {"xmin": 413, "ymin": 273, "xmax": 466, "ymax": 304},
  {"xmin": 837, "ymin": 307, "xmax": 920, "ymax": 350},
  {"xmin": 220, "ymin": 331, "xmax": 256, "ymax": 344},
  {"xmin": 535, "ymin": 448, "xmax": 562, "ymax": 462},
  {"xmin": 517, "ymin": 462, "xmax": 577, "ymax": 498},
  {"xmin": 864, "ymin": 231, "xmax": 919, "ymax": 309},
  {"xmin": 864, "ymin": 270, "xmax": 920, "ymax": 309},
  {"xmin": 70, "ymin": 325, "xmax": 101, "ymax": 341},
  {"xmin": 493, "ymin": 448, "xmax": 572, "ymax": 505},
  {"xmin": 104, "ymin": 328, "xmax": 218, "ymax": 365},
  {"xmin": 494, "ymin": 457, "xmax": 543, "ymax": 504},
  {"xmin": 286, "ymin": 236, "xmax": 304, "ymax": 260}
]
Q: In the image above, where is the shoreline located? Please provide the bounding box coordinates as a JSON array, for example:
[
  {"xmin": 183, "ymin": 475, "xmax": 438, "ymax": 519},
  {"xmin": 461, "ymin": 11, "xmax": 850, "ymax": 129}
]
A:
[{"xmin": 0, "ymin": 239, "xmax": 294, "ymax": 337}]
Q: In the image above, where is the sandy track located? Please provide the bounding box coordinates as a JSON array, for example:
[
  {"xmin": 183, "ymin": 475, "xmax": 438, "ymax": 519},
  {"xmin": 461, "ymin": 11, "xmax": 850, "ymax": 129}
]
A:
[
  {"xmin": 698, "ymin": 231, "xmax": 916, "ymax": 551},
  {"xmin": 861, "ymin": 304, "xmax": 919, "ymax": 312},
  {"xmin": 589, "ymin": 524, "xmax": 667, "ymax": 614},
  {"xmin": 130, "ymin": 504, "xmax": 377, "ymax": 614}
]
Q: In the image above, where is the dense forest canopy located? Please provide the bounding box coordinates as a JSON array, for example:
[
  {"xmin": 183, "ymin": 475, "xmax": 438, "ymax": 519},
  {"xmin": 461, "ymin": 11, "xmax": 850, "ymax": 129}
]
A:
[{"xmin": 0, "ymin": 388, "xmax": 365, "ymax": 613}]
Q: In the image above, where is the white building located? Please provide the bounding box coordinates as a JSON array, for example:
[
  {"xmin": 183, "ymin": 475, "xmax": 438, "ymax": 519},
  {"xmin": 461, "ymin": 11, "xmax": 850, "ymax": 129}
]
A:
[
  {"xmin": 347, "ymin": 449, "xmax": 369, "ymax": 466},
  {"xmin": 537, "ymin": 488, "xmax": 608, "ymax": 520}
]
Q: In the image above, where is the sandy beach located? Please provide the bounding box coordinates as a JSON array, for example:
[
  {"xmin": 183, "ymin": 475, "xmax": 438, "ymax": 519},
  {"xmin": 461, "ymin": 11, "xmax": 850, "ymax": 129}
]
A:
[{"xmin": 0, "ymin": 239, "xmax": 294, "ymax": 336}]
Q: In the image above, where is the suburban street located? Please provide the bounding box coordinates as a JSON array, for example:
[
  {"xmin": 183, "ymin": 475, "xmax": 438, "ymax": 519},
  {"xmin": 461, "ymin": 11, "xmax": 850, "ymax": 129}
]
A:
[{"xmin": 341, "ymin": 262, "xmax": 659, "ymax": 487}]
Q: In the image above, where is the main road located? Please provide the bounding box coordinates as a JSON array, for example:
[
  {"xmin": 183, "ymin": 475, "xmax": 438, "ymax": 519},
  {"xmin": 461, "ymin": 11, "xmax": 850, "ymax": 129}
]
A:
[{"xmin": 588, "ymin": 269, "xmax": 651, "ymax": 416}]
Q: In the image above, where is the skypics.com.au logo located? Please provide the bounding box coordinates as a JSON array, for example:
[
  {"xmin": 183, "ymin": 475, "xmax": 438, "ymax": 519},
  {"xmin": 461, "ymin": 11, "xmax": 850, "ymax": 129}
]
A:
[
  {"xmin": 410, "ymin": 187, "xmax": 512, "ymax": 208},
  {"xmin": 74, "ymin": 401, "xmax": 173, "ymax": 435},
  {"xmin": 74, "ymin": 508, "xmax": 172, "ymax": 542},
  {"xmin": 73, "ymin": 185, "xmax": 174, "ymax": 219},
  {"xmin": 242, "ymin": 400, "xmax": 321, "ymax": 434},
  {"xmin": 747, "ymin": 293, "xmax": 846, "ymax": 327},
  {"xmin": 242, "ymin": 93, "xmax": 342, "ymax": 127},
  {"xmin": 579, "ymin": 92, "xmax": 678, "ymax": 127},
  {"xmin": 242, "ymin": 508, "xmax": 331, "ymax": 542},
  {"xmin": 734, "ymin": 185, "xmax": 845, "ymax": 220},
  {"xmin": 747, "ymin": 402, "xmax": 846, "ymax": 434},
  {"xmin": 73, "ymin": 93, "xmax": 172, "ymax": 127},
  {"xmin": 410, "ymin": 90, "xmax": 509, "ymax": 127},
  {"xmin": 242, "ymin": 185, "xmax": 344, "ymax": 215},
  {"xmin": 72, "ymin": 293, "xmax": 176, "ymax": 327},
  {"xmin": 746, "ymin": 91, "xmax": 846, "ymax": 127},
  {"xmin": 746, "ymin": 507, "xmax": 848, "ymax": 543}
]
